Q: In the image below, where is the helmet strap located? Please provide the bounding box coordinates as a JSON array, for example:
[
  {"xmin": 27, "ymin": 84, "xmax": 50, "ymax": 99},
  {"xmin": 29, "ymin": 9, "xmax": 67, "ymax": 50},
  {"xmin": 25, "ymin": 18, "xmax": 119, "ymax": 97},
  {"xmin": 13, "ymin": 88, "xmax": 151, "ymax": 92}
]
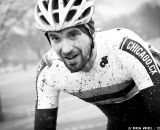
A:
[{"xmin": 44, "ymin": 32, "xmax": 51, "ymax": 45}]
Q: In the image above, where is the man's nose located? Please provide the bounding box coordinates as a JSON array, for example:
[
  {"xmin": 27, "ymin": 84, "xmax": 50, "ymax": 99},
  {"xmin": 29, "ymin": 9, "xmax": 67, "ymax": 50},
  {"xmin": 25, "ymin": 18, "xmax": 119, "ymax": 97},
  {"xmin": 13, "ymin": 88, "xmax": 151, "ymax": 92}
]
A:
[{"xmin": 61, "ymin": 40, "xmax": 74, "ymax": 54}]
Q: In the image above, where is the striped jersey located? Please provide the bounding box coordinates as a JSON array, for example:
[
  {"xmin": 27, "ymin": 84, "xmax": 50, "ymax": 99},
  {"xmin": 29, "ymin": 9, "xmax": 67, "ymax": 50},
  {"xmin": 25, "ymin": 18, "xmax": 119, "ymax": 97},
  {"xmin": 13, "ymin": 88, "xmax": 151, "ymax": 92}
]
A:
[{"xmin": 36, "ymin": 28, "xmax": 160, "ymax": 109}]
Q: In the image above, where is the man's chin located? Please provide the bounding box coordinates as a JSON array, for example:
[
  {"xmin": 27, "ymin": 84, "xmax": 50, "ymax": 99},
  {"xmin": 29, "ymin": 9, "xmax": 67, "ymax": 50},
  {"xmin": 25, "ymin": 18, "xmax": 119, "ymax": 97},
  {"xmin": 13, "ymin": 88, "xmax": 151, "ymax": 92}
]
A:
[{"xmin": 65, "ymin": 62, "xmax": 84, "ymax": 73}]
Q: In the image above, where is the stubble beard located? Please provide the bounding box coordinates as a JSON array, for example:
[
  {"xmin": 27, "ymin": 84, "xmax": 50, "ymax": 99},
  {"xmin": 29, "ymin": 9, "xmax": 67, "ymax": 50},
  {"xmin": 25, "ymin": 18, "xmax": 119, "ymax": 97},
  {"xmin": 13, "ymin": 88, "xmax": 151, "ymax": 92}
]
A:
[{"xmin": 63, "ymin": 53, "xmax": 88, "ymax": 73}]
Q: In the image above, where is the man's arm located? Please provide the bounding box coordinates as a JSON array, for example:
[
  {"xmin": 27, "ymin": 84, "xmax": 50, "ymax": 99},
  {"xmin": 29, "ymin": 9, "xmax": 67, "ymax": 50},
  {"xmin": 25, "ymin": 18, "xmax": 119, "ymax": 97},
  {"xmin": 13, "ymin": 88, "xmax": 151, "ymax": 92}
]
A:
[
  {"xmin": 34, "ymin": 105, "xmax": 58, "ymax": 130},
  {"xmin": 120, "ymin": 32, "xmax": 160, "ymax": 121},
  {"xmin": 138, "ymin": 85, "xmax": 160, "ymax": 121},
  {"xmin": 34, "ymin": 57, "xmax": 59, "ymax": 130}
]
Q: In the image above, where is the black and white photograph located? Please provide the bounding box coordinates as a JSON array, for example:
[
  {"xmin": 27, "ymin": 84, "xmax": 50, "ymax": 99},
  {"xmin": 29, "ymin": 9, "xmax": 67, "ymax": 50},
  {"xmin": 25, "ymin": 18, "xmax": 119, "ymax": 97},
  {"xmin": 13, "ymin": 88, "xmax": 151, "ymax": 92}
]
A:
[{"xmin": 0, "ymin": 0, "xmax": 160, "ymax": 130}]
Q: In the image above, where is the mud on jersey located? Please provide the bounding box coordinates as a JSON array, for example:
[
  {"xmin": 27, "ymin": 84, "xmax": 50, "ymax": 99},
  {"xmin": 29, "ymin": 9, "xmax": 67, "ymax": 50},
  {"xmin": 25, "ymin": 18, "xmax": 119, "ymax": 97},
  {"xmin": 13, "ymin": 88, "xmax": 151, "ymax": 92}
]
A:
[{"xmin": 36, "ymin": 28, "xmax": 160, "ymax": 109}]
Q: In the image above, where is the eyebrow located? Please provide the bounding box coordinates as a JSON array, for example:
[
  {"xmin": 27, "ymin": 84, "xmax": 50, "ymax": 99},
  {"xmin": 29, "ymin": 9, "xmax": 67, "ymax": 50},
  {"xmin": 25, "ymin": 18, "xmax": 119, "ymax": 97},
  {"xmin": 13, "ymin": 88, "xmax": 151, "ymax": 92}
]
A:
[
  {"xmin": 66, "ymin": 28, "xmax": 81, "ymax": 35},
  {"xmin": 47, "ymin": 32, "xmax": 59, "ymax": 37},
  {"xmin": 47, "ymin": 28, "xmax": 81, "ymax": 37}
]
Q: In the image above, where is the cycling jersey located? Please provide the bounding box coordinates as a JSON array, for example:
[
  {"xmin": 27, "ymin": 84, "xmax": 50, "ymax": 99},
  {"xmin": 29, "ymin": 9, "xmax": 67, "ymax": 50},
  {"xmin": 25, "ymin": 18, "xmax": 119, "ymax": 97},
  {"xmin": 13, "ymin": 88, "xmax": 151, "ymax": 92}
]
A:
[{"xmin": 36, "ymin": 28, "xmax": 160, "ymax": 109}]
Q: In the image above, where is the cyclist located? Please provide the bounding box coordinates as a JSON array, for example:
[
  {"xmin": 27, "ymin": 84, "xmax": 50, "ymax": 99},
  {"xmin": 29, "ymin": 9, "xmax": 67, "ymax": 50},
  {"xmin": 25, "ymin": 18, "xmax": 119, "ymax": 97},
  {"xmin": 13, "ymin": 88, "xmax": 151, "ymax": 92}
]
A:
[{"xmin": 34, "ymin": 0, "xmax": 160, "ymax": 129}]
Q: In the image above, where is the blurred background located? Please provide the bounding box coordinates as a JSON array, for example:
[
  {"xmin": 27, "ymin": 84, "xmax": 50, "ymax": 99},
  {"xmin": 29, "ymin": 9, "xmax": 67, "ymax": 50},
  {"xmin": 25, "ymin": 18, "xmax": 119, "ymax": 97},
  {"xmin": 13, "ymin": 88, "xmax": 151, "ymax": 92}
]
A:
[{"xmin": 0, "ymin": 0, "xmax": 160, "ymax": 130}]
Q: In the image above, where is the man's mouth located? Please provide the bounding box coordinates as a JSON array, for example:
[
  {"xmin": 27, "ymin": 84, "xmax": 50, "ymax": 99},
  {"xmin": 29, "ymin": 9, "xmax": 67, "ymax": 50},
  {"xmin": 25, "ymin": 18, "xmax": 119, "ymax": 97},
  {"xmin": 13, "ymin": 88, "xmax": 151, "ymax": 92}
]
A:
[{"xmin": 64, "ymin": 54, "xmax": 79, "ymax": 60}]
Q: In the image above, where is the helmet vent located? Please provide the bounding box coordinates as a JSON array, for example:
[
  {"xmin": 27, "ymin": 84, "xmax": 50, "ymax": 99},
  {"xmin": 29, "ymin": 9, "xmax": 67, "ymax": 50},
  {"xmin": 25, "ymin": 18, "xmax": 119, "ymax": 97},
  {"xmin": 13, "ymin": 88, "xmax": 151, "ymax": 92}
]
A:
[
  {"xmin": 78, "ymin": 7, "xmax": 91, "ymax": 20},
  {"xmin": 52, "ymin": 0, "xmax": 59, "ymax": 10},
  {"xmin": 37, "ymin": 6, "xmax": 41, "ymax": 13},
  {"xmin": 53, "ymin": 13, "xmax": 59, "ymax": 23},
  {"xmin": 40, "ymin": 15, "xmax": 50, "ymax": 25},
  {"xmin": 63, "ymin": 0, "xmax": 68, "ymax": 7},
  {"xmin": 42, "ymin": 1, "xmax": 49, "ymax": 10},
  {"xmin": 73, "ymin": 0, "xmax": 82, "ymax": 6},
  {"xmin": 66, "ymin": 10, "xmax": 76, "ymax": 22}
]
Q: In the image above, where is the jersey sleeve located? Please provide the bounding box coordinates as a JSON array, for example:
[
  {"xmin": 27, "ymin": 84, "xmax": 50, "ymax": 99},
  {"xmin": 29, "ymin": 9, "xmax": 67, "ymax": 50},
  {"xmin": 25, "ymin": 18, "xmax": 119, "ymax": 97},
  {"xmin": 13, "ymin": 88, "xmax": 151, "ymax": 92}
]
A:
[
  {"xmin": 36, "ymin": 66, "xmax": 60, "ymax": 109},
  {"xmin": 120, "ymin": 30, "xmax": 160, "ymax": 90},
  {"xmin": 36, "ymin": 48, "xmax": 58, "ymax": 82}
]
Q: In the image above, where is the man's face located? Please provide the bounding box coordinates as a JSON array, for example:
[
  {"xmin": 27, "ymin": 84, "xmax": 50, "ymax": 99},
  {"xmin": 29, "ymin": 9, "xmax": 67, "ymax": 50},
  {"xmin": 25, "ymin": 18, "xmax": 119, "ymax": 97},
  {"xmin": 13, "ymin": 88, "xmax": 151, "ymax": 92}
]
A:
[{"xmin": 47, "ymin": 27, "xmax": 92, "ymax": 72}]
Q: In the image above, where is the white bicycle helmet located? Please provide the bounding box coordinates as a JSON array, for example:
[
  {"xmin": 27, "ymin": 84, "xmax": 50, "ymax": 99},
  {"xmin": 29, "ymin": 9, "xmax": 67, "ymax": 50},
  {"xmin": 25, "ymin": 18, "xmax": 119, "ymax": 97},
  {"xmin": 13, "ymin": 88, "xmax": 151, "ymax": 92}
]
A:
[{"xmin": 35, "ymin": 0, "xmax": 94, "ymax": 32}]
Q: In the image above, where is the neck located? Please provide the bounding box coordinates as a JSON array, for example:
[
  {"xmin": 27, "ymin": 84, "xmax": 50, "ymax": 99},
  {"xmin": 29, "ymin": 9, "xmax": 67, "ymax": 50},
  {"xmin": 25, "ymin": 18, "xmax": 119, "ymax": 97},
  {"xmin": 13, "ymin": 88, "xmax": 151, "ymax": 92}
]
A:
[{"xmin": 81, "ymin": 43, "xmax": 97, "ymax": 72}]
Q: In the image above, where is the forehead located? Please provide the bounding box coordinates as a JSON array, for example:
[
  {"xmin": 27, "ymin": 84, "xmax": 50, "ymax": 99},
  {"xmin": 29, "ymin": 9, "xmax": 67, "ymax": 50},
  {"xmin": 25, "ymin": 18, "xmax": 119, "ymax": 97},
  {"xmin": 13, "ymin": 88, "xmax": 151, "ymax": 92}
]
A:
[{"xmin": 47, "ymin": 27, "xmax": 81, "ymax": 36}]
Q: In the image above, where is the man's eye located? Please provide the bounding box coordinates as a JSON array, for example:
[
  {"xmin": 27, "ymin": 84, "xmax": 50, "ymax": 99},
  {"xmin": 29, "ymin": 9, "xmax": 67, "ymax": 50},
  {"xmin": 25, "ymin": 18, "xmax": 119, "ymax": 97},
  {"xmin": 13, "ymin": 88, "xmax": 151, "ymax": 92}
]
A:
[
  {"xmin": 69, "ymin": 33, "xmax": 77, "ymax": 38},
  {"xmin": 50, "ymin": 36, "xmax": 60, "ymax": 42}
]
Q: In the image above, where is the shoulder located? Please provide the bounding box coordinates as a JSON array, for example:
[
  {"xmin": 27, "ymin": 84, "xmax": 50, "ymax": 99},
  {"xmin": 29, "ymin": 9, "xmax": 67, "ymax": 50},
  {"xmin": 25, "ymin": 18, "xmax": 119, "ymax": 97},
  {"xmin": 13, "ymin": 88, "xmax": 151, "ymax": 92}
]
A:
[
  {"xmin": 96, "ymin": 28, "xmax": 143, "ymax": 40},
  {"xmin": 117, "ymin": 28, "xmax": 149, "ymax": 52},
  {"xmin": 36, "ymin": 59, "xmax": 69, "ymax": 88},
  {"xmin": 95, "ymin": 28, "xmax": 147, "ymax": 49}
]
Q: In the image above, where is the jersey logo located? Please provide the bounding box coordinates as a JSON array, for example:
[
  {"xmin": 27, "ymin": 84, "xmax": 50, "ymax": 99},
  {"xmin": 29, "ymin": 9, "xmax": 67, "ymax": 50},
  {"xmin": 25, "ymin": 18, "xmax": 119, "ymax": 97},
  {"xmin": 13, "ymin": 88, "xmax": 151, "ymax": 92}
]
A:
[
  {"xmin": 100, "ymin": 56, "xmax": 108, "ymax": 67},
  {"xmin": 120, "ymin": 37, "xmax": 160, "ymax": 85}
]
